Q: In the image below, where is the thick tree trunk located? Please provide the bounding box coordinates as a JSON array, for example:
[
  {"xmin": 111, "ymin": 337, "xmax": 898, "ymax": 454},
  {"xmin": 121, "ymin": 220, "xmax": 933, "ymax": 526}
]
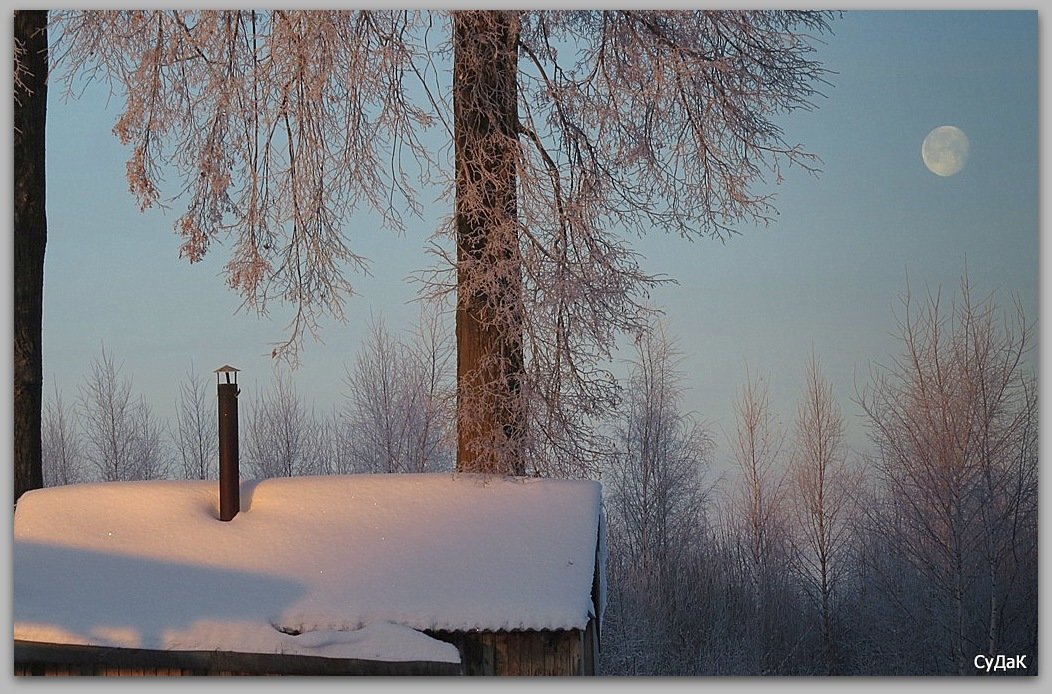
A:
[
  {"xmin": 13, "ymin": 10, "xmax": 48, "ymax": 504},
  {"xmin": 453, "ymin": 11, "xmax": 525, "ymax": 475}
]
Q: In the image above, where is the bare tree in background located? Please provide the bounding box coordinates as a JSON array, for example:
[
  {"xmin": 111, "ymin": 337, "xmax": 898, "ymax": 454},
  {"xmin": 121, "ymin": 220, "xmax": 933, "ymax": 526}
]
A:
[
  {"xmin": 956, "ymin": 283, "xmax": 1038, "ymax": 662},
  {"xmin": 730, "ymin": 370, "xmax": 785, "ymax": 607},
  {"xmin": 314, "ymin": 406, "xmax": 353, "ymax": 476},
  {"xmin": 78, "ymin": 348, "xmax": 170, "ymax": 481},
  {"xmin": 42, "ymin": 384, "xmax": 82, "ymax": 487},
  {"xmin": 856, "ymin": 274, "xmax": 1038, "ymax": 674},
  {"xmin": 173, "ymin": 366, "xmax": 217, "ymax": 479},
  {"xmin": 49, "ymin": 9, "xmax": 833, "ymax": 475},
  {"xmin": 606, "ymin": 323, "xmax": 712, "ymax": 580},
  {"xmin": 727, "ymin": 368, "xmax": 788, "ymax": 672},
  {"xmin": 787, "ymin": 352, "xmax": 857, "ymax": 674},
  {"xmin": 602, "ymin": 322, "xmax": 715, "ymax": 674},
  {"xmin": 342, "ymin": 311, "xmax": 454, "ymax": 473},
  {"xmin": 243, "ymin": 369, "xmax": 322, "ymax": 478}
]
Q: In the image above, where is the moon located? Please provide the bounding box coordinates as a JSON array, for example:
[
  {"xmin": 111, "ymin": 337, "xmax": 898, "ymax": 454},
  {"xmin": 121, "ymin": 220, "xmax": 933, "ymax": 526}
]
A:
[{"xmin": 922, "ymin": 125, "xmax": 969, "ymax": 177}]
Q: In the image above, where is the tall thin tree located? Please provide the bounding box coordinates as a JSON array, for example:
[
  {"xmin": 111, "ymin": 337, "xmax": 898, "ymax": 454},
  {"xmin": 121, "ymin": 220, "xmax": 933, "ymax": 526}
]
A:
[
  {"xmin": 787, "ymin": 352, "xmax": 856, "ymax": 674},
  {"xmin": 728, "ymin": 368, "xmax": 788, "ymax": 673},
  {"xmin": 173, "ymin": 366, "xmax": 218, "ymax": 479},
  {"xmin": 13, "ymin": 10, "xmax": 49, "ymax": 502},
  {"xmin": 42, "ymin": 384, "xmax": 82, "ymax": 487}
]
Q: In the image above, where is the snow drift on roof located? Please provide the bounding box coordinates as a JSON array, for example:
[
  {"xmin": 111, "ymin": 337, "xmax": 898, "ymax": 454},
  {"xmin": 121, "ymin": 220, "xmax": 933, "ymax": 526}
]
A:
[{"xmin": 13, "ymin": 473, "xmax": 603, "ymax": 662}]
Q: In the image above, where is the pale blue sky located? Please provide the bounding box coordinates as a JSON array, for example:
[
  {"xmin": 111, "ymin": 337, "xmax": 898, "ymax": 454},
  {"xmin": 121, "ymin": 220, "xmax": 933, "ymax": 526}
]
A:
[{"xmin": 33, "ymin": 10, "xmax": 1041, "ymax": 477}]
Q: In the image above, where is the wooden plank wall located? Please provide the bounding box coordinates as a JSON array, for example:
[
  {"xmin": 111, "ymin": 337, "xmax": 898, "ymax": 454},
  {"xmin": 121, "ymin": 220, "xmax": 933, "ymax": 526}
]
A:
[
  {"xmin": 430, "ymin": 629, "xmax": 587, "ymax": 676},
  {"xmin": 16, "ymin": 626, "xmax": 599, "ymax": 677},
  {"xmin": 13, "ymin": 641, "xmax": 460, "ymax": 676},
  {"xmin": 14, "ymin": 660, "xmax": 454, "ymax": 676},
  {"xmin": 14, "ymin": 663, "xmax": 217, "ymax": 676}
]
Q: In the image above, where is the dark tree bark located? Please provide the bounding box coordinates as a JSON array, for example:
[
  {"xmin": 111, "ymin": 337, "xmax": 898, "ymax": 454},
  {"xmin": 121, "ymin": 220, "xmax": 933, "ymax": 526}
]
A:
[
  {"xmin": 13, "ymin": 10, "xmax": 48, "ymax": 503},
  {"xmin": 453, "ymin": 11, "xmax": 525, "ymax": 475}
]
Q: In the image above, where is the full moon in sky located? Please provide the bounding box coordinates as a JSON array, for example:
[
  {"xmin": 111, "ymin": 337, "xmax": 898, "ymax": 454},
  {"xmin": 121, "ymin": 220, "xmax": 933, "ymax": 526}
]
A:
[{"xmin": 922, "ymin": 125, "xmax": 969, "ymax": 176}]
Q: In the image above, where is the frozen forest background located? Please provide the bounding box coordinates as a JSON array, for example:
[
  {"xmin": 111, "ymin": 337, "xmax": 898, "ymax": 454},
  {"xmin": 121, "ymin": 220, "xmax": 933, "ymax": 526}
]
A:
[{"xmin": 41, "ymin": 272, "xmax": 1038, "ymax": 676}]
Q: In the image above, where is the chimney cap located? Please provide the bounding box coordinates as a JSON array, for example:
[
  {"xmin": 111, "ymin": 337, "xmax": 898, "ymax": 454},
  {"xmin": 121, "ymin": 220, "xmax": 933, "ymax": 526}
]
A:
[{"xmin": 215, "ymin": 365, "xmax": 240, "ymax": 386}]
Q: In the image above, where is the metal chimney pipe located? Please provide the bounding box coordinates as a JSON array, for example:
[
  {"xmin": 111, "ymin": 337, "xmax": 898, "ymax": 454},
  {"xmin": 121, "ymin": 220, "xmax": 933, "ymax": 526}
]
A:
[{"xmin": 215, "ymin": 365, "xmax": 241, "ymax": 521}]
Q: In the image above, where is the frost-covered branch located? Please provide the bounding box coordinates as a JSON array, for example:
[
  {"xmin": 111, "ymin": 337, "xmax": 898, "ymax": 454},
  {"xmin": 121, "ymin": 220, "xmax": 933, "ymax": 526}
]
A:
[{"xmin": 50, "ymin": 9, "xmax": 834, "ymax": 475}]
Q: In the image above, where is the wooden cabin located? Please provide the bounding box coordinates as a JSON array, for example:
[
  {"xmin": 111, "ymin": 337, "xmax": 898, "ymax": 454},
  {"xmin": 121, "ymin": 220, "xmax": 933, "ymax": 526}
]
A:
[{"xmin": 13, "ymin": 473, "xmax": 605, "ymax": 676}]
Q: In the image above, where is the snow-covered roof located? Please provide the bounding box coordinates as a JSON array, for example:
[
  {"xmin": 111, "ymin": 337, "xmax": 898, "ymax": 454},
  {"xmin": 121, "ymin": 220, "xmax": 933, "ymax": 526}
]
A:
[{"xmin": 13, "ymin": 473, "xmax": 604, "ymax": 664}]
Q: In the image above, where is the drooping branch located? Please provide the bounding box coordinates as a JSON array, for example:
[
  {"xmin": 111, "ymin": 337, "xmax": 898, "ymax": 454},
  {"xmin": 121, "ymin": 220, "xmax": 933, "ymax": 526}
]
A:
[
  {"xmin": 51, "ymin": 9, "xmax": 438, "ymax": 364},
  {"xmin": 50, "ymin": 9, "xmax": 834, "ymax": 476}
]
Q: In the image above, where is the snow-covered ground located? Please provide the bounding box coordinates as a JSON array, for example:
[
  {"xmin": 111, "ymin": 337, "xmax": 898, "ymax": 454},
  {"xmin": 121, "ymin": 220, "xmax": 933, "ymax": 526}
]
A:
[{"xmin": 13, "ymin": 473, "xmax": 603, "ymax": 664}]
